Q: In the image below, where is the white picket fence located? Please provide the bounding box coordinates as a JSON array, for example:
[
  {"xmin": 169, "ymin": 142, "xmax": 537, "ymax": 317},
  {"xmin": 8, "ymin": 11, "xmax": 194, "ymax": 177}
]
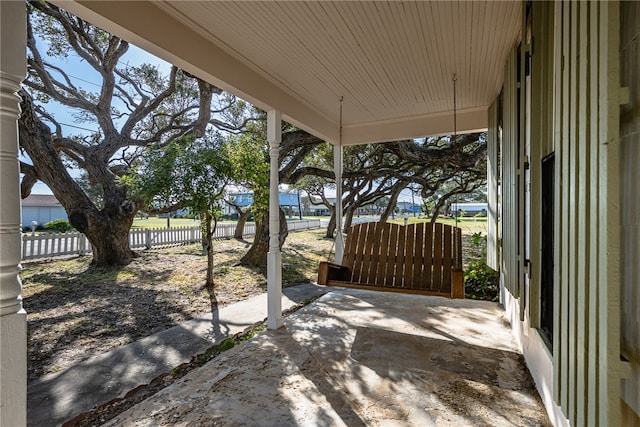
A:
[{"xmin": 21, "ymin": 219, "xmax": 321, "ymax": 261}]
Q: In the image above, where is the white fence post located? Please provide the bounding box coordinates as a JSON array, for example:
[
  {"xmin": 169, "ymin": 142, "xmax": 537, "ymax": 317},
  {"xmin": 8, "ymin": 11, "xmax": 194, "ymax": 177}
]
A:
[{"xmin": 79, "ymin": 234, "xmax": 86, "ymax": 256}]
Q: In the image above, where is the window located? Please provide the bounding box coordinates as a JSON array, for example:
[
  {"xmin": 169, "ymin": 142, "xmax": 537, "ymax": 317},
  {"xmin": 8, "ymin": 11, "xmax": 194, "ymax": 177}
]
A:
[{"xmin": 539, "ymin": 153, "xmax": 554, "ymax": 348}]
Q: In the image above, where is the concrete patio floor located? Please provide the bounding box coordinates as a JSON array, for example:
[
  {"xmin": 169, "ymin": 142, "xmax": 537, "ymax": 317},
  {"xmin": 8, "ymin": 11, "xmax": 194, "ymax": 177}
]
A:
[{"xmin": 104, "ymin": 288, "xmax": 551, "ymax": 426}]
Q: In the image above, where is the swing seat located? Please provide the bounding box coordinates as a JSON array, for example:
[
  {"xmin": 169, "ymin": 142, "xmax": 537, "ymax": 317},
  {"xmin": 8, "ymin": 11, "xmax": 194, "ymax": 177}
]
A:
[{"xmin": 318, "ymin": 221, "xmax": 465, "ymax": 299}]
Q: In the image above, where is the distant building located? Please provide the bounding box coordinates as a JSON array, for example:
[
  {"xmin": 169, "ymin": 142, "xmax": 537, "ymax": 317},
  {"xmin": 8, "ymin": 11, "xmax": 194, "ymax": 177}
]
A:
[
  {"xmin": 21, "ymin": 194, "xmax": 67, "ymax": 226},
  {"xmin": 449, "ymin": 202, "xmax": 488, "ymax": 217},
  {"xmin": 396, "ymin": 201, "xmax": 421, "ymax": 214},
  {"xmin": 224, "ymin": 192, "xmax": 301, "ymax": 216},
  {"xmin": 306, "ymin": 196, "xmax": 334, "ymax": 216}
]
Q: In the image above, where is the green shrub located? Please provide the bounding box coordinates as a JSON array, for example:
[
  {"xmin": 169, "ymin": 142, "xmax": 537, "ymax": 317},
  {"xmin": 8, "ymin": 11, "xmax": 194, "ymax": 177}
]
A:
[
  {"xmin": 464, "ymin": 231, "xmax": 499, "ymax": 301},
  {"xmin": 45, "ymin": 219, "xmax": 75, "ymax": 233},
  {"xmin": 471, "ymin": 231, "xmax": 484, "ymax": 247},
  {"xmin": 465, "ymin": 259, "xmax": 499, "ymax": 301}
]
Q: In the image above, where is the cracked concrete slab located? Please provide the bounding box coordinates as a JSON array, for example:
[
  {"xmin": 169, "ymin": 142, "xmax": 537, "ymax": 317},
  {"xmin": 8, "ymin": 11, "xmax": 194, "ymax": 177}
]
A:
[{"xmin": 103, "ymin": 288, "xmax": 551, "ymax": 427}]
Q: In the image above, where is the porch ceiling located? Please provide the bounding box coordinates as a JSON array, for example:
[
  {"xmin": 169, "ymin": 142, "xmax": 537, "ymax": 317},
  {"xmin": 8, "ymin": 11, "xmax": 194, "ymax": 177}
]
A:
[{"xmin": 53, "ymin": 1, "xmax": 521, "ymax": 145}]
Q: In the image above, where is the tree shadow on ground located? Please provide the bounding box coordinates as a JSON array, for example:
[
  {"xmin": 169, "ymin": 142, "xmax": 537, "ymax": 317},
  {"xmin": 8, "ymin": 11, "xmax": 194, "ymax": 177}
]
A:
[
  {"xmin": 23, "ymin": 264, "xmax": 195, "ymax": 383},
  {"xmin": 280, "ymin": 290, "xmax": 550, "ymax": 426}
]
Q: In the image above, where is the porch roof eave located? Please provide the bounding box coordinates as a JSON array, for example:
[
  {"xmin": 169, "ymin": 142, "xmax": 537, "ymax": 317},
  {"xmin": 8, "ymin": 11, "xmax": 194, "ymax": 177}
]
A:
[{"xmin": 51, "ymin": 0, "xmax": 518, "ymax": 145}]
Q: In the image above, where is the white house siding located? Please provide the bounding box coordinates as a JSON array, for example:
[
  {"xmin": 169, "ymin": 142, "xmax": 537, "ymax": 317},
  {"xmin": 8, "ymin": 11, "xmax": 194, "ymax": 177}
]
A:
[
  {"xmin": 21, "ymin": 206, "xmax": 67, "ymax": 226},
  {"xmin": 497, "ymin": 1, "xmax": 633, "ymax": 426},
  {"xmin": 620, "ymin": 1, "xmax": 640, "ymax": 424},
  {"xmin": 20, "ymin": 195, "xmax": 68, "ymax": 227}
]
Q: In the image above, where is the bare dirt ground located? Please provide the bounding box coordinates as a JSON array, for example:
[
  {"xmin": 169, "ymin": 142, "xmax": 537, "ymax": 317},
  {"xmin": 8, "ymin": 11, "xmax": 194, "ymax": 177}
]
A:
[
  {"xmin": 22, "ymin": 227, "xmax": 484, "ymax": 385},
  {"xmin": 21, "ymin": 229, "xmax": 334, "ymax": 383}
]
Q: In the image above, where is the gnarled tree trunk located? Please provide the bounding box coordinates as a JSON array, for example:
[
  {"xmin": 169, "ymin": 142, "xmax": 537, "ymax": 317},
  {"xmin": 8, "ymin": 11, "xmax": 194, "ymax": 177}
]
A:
[
  {"xmin": 201, "ymin": 211, "xmax": 216, "ymax": 288},
  {"xmin": 78, "ymin": 211, "xmax": 136, "ymax": 266},
  {"xmin": 324, "ymin": 205, "xmax": 336, "ymax": 238},
  {"xmin": 239, "ymin": 208, "xmax": 288, "ymax": 269},
  {"xmin": 343, "ymin": 206, "xmax": 356, "ymax": 231},
  {"xmin": 234, "ymin": 208, "xmax": 252, "ymax": 239},
  {"xmin": 379, "ymin": 184, "xmax": 403, "ymax": 224},
  {"xmin": 19, "ymin": 89, "xmax": 138, "ymax": 266}
]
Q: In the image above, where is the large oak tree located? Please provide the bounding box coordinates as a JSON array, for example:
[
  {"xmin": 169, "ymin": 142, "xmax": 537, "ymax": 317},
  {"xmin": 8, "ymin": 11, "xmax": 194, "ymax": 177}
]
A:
[
  {"xmin": 19, "ymin": 1, "xmax": 250, "ymax": 265},
  {"xmin": 293, "ymin": 134, "xmax": 487, "ymax": 236}
]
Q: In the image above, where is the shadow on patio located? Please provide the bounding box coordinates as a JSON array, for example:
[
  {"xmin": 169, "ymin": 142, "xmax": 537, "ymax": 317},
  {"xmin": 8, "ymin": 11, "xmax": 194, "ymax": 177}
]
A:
[{"xmin": 103, "ymin": 288, "xmax": 551, "ymax": 426}]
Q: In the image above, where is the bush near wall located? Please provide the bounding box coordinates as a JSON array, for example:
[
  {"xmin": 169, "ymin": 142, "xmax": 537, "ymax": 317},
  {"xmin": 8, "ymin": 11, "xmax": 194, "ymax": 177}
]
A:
[
  {"xmin": 464, "ymin": 232, "xmax": 500, "ymax": 301},
  {"xmin": 44, "ymin": 219, "xmax": 75, "ymax": 233},
  {"xmin": 465, "ymin": 259, "xmax": 499, "ymax": 301}
]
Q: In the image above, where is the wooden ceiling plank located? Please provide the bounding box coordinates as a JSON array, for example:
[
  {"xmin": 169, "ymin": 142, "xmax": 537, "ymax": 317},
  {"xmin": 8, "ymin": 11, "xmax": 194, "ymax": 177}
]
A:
[
  {"xmin": 313, "ymin": 2, "xmax": 380, "ymax": 119},
  {"xmin": 408, "ymin": 2, "xmax": 434, "ymax": 106},
  {"xmin": 382, "ymin": 1, "xmax": 418, "ymax": 115},
  {"xmin": 389, "ymin": 1, "xmax": 426, "ymax": 113},
  {"xmin": 340, "ymin": 3, "xmax": 399, "ymax": 114},
  {"xmin": 65, "ymin": 0, "xmax": 521, "ymax": 142}
]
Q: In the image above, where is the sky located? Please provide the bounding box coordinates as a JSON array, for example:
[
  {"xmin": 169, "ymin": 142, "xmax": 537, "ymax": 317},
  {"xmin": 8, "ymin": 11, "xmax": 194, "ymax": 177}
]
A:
[
  {"xmin": 24, "ymin": 36, "xmax": 172, "ymax": 195},
  {"xmin": 24, "ymin": 30, "xmax": 418, "ymax": 204}
]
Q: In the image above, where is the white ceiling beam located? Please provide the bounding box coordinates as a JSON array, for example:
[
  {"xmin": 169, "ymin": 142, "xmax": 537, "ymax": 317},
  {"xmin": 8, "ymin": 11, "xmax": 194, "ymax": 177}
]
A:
[{"xmin": 341, "ymin": 107, "xmax": 488, "ymax": 145}]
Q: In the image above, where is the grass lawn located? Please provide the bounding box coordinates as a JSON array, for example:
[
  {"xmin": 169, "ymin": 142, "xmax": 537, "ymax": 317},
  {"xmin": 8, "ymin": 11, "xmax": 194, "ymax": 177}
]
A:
[
  {"xmin": 388, "ymin": 215, "xmax": 488, "ymax": 234},
  {"xmin": 131, "ymin": 217, "xmax": 201, "ymax": 229},
  {"xmin": 131, "ymin": 216, "xmax": 324, "ymax": 229}
]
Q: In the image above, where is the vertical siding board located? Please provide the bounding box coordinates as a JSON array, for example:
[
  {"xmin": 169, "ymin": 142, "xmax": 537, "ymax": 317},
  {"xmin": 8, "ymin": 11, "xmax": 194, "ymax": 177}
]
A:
[
  {"xmin": 552, "ymin": 0, "xmax": 561, "ymax": 405},
  {"xmin": 559, "ymin": 0, "xmax": 571, "ymax": 410},
  {"xmin": 529, "ymin": 3, "xmax": 540, "ymax": 329},
  {"xmin": 619, "ymin": 1, "xmax": 639, "ymax": 419},
  {"xmin": 576, "ymin": 3, "xmax": 589, "ymax": 425},
  {"xmin": 599, "ymin": 2, "xmax": 623, "ymax": 425},
  {"xmin": 567, "ymin": 1, "xmax": 579, "ymax": 419},
  {"xmin": 505, "ymin": 49, "xmax": 512, "ymax": 295},
  {"xmin": 487, "ymin": 99, "xmax": 499, "ymax": 270},
  {"xmin": 598, "ymin": 5, "xmax": 609, "ymax": 423},
  {"xmin": 587, "ymin": 3, "xmax": 600, "ymax": 422}
]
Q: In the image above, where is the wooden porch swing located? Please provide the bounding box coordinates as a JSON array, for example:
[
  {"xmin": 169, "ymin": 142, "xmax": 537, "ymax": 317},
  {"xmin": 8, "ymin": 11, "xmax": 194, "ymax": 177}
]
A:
[{"xmin": 318, "ymin": 221, "xmax": 465, "ymax": 299}]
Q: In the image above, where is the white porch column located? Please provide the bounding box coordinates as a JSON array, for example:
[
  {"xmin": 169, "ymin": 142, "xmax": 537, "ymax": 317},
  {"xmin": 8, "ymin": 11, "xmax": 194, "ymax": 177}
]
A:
[
  {"xmin": 0, "ymin": 1, "xmax": 27, "ymax": 426},
  {"xmin": 266, "ymin": 110, "xmax": 283, "ymax": 330},
  {"xmin": 333, "ymin": 143, "xmax": 344, "ymax": 263}
]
